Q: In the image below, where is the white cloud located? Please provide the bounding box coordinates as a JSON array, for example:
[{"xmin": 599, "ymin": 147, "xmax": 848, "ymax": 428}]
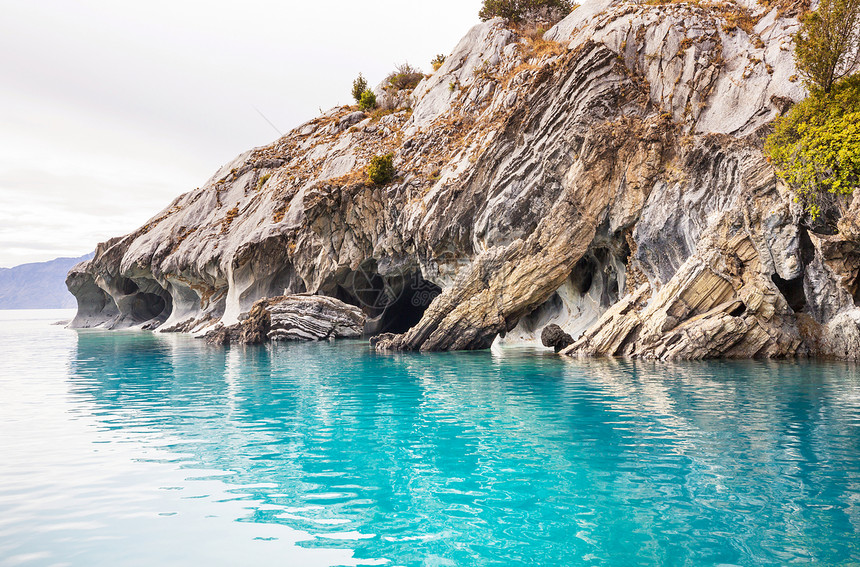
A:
[{"xmin": 0, "ymin": 0, "xmax": 482, "ymax": 267}]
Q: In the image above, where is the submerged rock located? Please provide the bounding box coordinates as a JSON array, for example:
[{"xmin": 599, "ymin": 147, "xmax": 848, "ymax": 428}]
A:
[{"xmin": 65, "ymin": 0, "xmax": 860, "ymax": 360}]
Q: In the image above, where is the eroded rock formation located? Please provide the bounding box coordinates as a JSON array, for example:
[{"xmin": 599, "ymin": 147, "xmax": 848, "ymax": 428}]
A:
[
  {"xmin": 203, "ymin": 295, "xmax": 365, "ymax": 345},
  {"xmin": 68, "ymin": 0, "xmax": 860, "ymax": 359}
]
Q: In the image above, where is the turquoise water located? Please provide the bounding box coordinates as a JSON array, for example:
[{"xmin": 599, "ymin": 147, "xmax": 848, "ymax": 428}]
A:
[{"xmin": 2, "ymin": 311, "xmax": 860, "ymax": 566}]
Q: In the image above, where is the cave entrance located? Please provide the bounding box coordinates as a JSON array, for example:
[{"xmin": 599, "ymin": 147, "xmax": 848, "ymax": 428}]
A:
[
  {"xmin": 569, "ymin": 246, "xmax": 622, "ymax": 308},
  {"xmin": 334, "ymin": 264, "xmax": 441, "ymax": 336},
  {"xmin": 771, "ymin": 273, "xmax": 806, "ymax": 313},
  {"xmin": 122, "ymin": 279, "xmax": 139, "ymax": 295},
  {"xmin": 771, "ymin": 227, "xmax": 812, "ymax": 314},
  {"xmin": 130, "ymin": 292, "xmax": 172, "ymax": 324},
  {"xmin": 375, "ymin": 275, "xmax": 442, "ymax": 335}
]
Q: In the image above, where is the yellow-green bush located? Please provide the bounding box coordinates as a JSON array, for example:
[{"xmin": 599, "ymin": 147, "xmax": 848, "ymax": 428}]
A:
[
  {"xmin": 359, "ymin": 89, "xmax": 377, "ymax": 111},
  {"xmin": 765, "ymin": 75, "xmax": 860, "ymax": 218},
  {"xmin": 368, "ymin": 154, "xmax": 395, "ymax": 185},
  {"xmin": 256, "ymin": 173, "xmax": 271, "ymax": 191}
]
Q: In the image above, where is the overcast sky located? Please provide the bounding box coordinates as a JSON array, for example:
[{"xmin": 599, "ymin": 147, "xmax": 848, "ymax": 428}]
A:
[{"xmin": 0, "ymin": 0, "xmax": 483, "ymax": 267}]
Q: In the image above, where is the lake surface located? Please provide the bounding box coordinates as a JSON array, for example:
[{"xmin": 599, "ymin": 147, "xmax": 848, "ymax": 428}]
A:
[{"xmin": 1, "ymin": 310, "xmax": 860, "ymax": 566}]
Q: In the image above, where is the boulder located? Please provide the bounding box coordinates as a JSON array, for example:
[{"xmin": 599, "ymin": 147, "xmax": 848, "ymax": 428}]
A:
[{"xmin": 541, "ymin": 324, "xmax": 574, "ymax": 352}]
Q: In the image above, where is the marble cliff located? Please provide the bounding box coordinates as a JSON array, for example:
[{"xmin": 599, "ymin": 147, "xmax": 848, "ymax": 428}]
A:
[{"xmin": 68, "ymin": 0, "xmax": 860, "ymax": 359}]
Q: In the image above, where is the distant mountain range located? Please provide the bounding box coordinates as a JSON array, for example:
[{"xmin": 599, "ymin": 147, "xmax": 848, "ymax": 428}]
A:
[{"xmin": 0, "ymin": 253, "xmax": 93, "ymax": 309}]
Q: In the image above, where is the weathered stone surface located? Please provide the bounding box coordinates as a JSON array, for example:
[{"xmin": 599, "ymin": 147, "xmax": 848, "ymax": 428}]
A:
[
  {"xmin": 66, "ymin": 0, "xmax": 860, "ymax": 360},
  {"xmin": 562, "ymin": 170, "xmax": 814, "ymax": 360},
  {"xmin": 823, "ymin": 310, "xmax": 860, "ymax": 360},
  {"xmin": 204, "ymin": 295, "xmax": 364, "ymax": 345},
  {"xmin": 267, "ymin": 294, "xmax": 365, "ymax": 341}
]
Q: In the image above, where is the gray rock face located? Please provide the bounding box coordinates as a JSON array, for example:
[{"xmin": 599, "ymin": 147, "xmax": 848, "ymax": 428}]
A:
[
  {"xmin": 66, "ymin": 0, "xmax": 860, "ymax": 359},
  {"xmin": 203, "ymin": 295, "xmax": 365, "ymax": 345},
  {"xmin": 267, "ymin": 295, "xmax": 365, "ymax": 341}
]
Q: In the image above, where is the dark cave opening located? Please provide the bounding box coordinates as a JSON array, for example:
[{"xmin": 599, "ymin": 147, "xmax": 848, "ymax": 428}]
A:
[
  {"xmin": 571, "ymin": 256, "xmax": 595, "ymax": 295},
  {"xmin": 799, "ymin": 226, "xmax": 816, "ymax": 266},
  {"xmin": 592, "ymin": 247, "xmax": 621, "ymax": 307},
  {"xmin": 122, "ymin": 279, "xmax": 139, "ymax": 295},
  {"xmin": 853, "ymin": 277, "xmax": 860, "ymax": 307},
  {"xmin": 130, "ymin": 292, "xmax": 172, "ymax": 324},
  {"xmin": 334, "ymin": 265, "xmax": 441, "ymax": 336},
  {"xmin": 728, "ymin": 301, "xmax": 747, "ymax": 317},
  {"xmin": 771, "ymin": 273, "xmax": 806, "ymax": 313},
  {"xmin": 568, "ymin": 247, "xmax": 622, "ymax": 307},
  {"xmin": 770, "ymin": 226, "xmax": 812, "ymax": 314},
  {"xmin": 378, "ymin": 276, "xmax": 442, "ymax": 334}
]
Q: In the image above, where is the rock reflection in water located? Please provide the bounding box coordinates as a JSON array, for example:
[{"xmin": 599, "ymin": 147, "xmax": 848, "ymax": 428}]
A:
[{"xmin": 55, "ymin": 331, "xmax": 860, "ymax": 566}]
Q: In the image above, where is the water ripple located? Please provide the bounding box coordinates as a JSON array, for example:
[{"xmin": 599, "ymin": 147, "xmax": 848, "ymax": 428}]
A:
[{"xmin": 2, "ymin": 312, "xmax": 860, "ymax": 565}]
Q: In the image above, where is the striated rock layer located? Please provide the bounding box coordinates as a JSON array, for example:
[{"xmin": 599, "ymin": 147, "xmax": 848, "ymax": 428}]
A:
[
  {"xmin": 68, "ymin": 0, "xmax": 860, "ymax": 359},
  {"xmin": 203, "ymin": 294, "xmax": 365, "ymax": 345}
]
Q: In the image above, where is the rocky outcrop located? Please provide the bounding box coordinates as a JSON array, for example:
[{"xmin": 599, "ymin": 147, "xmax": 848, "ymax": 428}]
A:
[
  {"xmin": 204, "ymin": 294, "xmax": 365, "ymax": 345},
  {"xmin": 541, "ymin": 324, "xmax": 574, "ymax": 353},
  {"xmin": 66, "ymin": 0, "xmax": 860, "ymax": 359}
]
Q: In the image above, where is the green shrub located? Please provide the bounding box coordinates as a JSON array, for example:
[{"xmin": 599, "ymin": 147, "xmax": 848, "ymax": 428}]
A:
[
  {"xmin": 479, "ymin": 0, "xmax": 574, "ymax": 24},
  {"xmin": 368, "ymin": 154, "xmax": 395, "ymax": 185},
  {"xmin": 386, "ymin": 63, "xmax": 423, "ymax": 91},
  {"xmin": 793, "ymin": 0, "xmax": 860, "ymax": 93},
  {"xmin": 352, "ymin": 73, "xmax": 368, "ymax": 103},
  {"xmin": 765, "ymin": 75, "xmax": 860, "ymax": 218},
  {"xmin": 359, "ymin": 89, "xmax": 377, "ymax": 111},
  {"xmin": 431, "ymin": 54, "xmax": 446, "ymax": 72}
]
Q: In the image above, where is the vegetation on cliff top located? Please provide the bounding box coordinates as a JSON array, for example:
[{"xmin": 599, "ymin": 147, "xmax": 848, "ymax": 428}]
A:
[
  {"xmin": 359, "ymin": 90, "xmax": 377, "ymax": 111},
  {"xmin": 384, "ymin": 63, "xmax": 424, "ymax": 92},
  {"xmin": 793, "ymin": 0, "xmax": 860, "ymax": 93},
  {"xmin": 766, "ymin": 0, "xmax": 860, "ymax": 218},
  {"xmin": 351, "ymin": 74, "xmax": 369, "ymax": 103},
  {"xmin": 765, "ymin": 76, "xmax": 860, "ymax": 218},
  {"xmin": 479, "ymin": 0, "xmax": 574, "ymax": 24},
  {"xmin": 368, "ymin": 154, "xmax": 395, "ymax": 185}
]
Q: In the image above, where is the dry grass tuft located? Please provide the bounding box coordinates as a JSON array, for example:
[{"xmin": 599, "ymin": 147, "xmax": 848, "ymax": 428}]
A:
[
  {"xmin": 518, "ymin": 24, "xmax": 567, "ymax": 60},
  {"xmin": 221, "ymin": 206, "xmax": 239, "ymax": 234}
]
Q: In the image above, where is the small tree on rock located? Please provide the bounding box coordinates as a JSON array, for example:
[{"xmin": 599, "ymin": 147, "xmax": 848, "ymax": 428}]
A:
[
  {"xmin": 794, "ymin": 0, "xmax": 860, "ymax": 93},
  {"xmin": 352, "ymin": 74, "xmax": 369, "ymax": 103},
  {"xmin": 765, "ymin": 75, "xmax": 860, "ymax": 220},
  {"xmin": 479, "ymin": 0, "xmax": 574, "ymax": 25},
  {"xmin": 386, "ymin": 63, "xmax": 424, "ymax": 91}
]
